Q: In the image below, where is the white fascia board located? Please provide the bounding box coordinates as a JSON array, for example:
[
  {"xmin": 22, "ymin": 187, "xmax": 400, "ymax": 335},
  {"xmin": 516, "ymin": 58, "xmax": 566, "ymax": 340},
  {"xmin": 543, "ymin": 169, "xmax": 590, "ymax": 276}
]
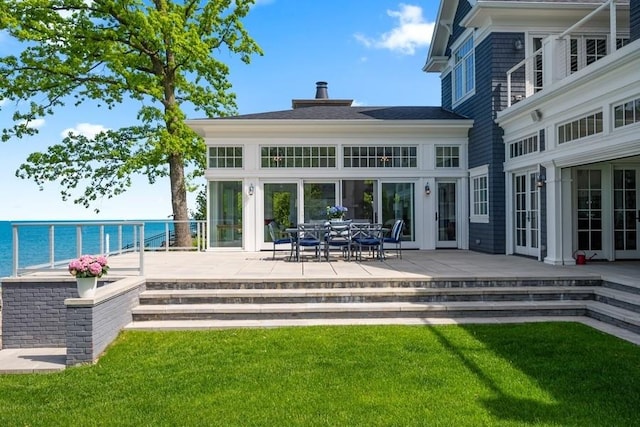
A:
[
  {"xmin": 188, "ymin": 119, "xmax": 474, "ymax": 140},
  {"xmin": 463, "ymin": 2, "xmax": 629, "ymax": 32},
  {"xmin": 426, "ymin": 0, "xmax": 458, "ymax": 72}
]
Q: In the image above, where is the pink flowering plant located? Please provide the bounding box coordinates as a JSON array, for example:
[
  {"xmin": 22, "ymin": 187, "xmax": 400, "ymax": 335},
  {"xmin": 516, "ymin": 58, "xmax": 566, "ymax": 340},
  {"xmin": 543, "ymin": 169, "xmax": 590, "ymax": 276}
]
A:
[{"xmin": 68, "ymin": 254, "xmax": 109, "ymax": 278}]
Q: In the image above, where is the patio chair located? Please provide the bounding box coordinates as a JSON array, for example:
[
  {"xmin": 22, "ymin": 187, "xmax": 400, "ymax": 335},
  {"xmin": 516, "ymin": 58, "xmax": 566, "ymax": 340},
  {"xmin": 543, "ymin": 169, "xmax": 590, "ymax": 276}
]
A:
[
  {"xmin": 351, "ymin": 223, "xmax": 384, "ymax": 261},
  {"xmin": 383, "ymin": 219, "xmax": 405, "ymax": 259},
  {"xmin": 296, "ymin": 223, "xmax": 323, "ymax": 261},
  {"xmin": 267, "ymin": 221, "xmax": 293, "ymax": 260},
  {"xmin": 324, "ymin": 221, "xmax": 352, "ymax": 261}
]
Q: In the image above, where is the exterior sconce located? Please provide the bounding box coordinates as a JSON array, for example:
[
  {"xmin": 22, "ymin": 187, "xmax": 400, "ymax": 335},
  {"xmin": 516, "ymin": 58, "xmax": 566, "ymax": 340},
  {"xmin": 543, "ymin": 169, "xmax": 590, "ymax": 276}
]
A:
[
  {"xmin": 425, "ymin": 183, "xmax": 431, "ymax": 195},
  {"xmin": 248, "ymin": 183, "xmax": 255, "ymax": 196},
  {"xmin": 536, "ymin": 175, "xmax": 546, "ymax": 188},
  {"xmin": 514, "ymin": 39, "xmax": 524, "ymax": 51}
]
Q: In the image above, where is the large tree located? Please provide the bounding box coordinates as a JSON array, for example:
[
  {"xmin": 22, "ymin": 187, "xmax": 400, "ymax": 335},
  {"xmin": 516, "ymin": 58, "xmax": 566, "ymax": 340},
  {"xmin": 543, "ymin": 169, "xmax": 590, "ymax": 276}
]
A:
[{"xmin": 0, "ymin": 0, "xmax": 261, "ymax": 246}]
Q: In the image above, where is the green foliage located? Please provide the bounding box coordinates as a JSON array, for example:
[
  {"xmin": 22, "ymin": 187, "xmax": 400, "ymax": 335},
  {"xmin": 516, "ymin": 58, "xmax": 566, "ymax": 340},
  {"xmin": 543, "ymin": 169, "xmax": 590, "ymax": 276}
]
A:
[
  {"xmin": 190, "ymin": 186, "xmax": 207, "ymax": 221},
  {"xmin": 1, "ymin": 324, "xmax": 640, "ymax": 426},
  {"xmin": 0, "ymin": 0, "xmax": 262, "ymax": 217},
  {"xmin": 272, "ymin": 191, "xmax": 291, "ymax": 228}
]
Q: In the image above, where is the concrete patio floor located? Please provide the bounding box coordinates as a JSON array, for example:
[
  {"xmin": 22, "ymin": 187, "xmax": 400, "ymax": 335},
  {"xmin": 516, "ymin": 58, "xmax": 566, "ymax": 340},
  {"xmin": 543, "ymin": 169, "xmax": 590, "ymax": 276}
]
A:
[{"xmin": 2, "ymin": 250, "xmax": 639, "ymax": 374}]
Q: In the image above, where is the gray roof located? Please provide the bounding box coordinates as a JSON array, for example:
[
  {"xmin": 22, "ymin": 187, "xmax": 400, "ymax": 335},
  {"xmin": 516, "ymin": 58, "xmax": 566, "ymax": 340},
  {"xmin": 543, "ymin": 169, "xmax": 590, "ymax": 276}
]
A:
[{"xmin": 218, "ymin": 106, "xmax": 469, "ymax": 121}]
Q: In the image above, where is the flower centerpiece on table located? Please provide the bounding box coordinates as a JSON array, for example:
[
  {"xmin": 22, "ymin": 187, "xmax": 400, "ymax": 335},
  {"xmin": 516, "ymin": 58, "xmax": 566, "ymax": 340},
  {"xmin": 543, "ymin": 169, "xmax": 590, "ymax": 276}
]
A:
[
  {"xmin": 68, "ymin": 254, "xmax": 109, "ymax": 278},
  {"xmin": 326, "ymin": 205, "xmax": 348, "ymax": 220}
]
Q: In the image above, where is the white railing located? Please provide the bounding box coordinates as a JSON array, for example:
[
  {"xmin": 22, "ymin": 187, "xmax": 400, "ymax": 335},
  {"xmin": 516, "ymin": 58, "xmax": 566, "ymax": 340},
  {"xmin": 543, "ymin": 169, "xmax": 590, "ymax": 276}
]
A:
[
  {"xmin": 10, "ymin": 219, "xmax": 208, "ymax": 277},
  {"xmin": 506, "ymin": 0, "xmax": 620, "ymax": 107}
]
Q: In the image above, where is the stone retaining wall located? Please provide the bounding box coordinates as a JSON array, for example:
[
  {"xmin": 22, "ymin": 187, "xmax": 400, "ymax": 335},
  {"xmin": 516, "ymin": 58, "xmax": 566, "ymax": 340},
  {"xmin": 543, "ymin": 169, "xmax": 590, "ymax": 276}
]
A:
[
  {"xmin": 1, "ymin": 276, "xmax": 145, "ymax": 366},
  {"xmin": 1, "ymin": 279, "xmax": 75, "ymax": 348},
  {"xmin": 66, "ymin": 279, "xmax": 144, "ymax": 366}
]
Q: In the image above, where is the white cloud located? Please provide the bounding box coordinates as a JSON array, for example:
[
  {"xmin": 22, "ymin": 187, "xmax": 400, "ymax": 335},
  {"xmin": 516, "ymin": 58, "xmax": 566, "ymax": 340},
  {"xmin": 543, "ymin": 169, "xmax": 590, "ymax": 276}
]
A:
[
  {"xmin": 61, "ymin": 122, "xmax": 108, "ymax": 139},
  {"xmin": 21, "ymin": 118, "xmax": 46, "ymax": 129},
  {"xmin": 352, "ymin": 100, "xmax": 366, "ymax": 107},
  {"xmin": 0, "ymin": 99, "xmax": 7, "ymax": 107},
  {"xmin": 355, "ymin": 3, "xmax": 434, "ymax": 55}
]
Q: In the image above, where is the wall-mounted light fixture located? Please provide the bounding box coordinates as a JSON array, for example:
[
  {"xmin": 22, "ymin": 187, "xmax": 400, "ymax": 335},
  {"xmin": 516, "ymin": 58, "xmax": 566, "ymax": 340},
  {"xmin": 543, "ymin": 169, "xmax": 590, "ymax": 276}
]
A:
[
  {"xmin": 531, "ymin": 109, "xmax": 542, "ymax": 122},
  {"xmin": 425, "ymin": 183, "xmax": 431, "ymax": 195},
  {"xmin": 536, "ymin": 174, "xmax": 546, "ymax": 188},
  {"xmin": 514, "ymin": 39, "xmax": 524, "ymax": 51},
  {"xmin": 248, "ymin": 183, "xmax": 255, "ymax": 196}
]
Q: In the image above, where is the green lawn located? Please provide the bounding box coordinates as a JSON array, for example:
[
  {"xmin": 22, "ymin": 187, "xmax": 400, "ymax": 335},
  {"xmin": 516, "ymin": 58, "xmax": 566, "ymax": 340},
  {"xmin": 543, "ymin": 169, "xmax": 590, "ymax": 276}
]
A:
[{"xmin": 1, "ymin": 323, "xmax": 639, "ymax": 426}]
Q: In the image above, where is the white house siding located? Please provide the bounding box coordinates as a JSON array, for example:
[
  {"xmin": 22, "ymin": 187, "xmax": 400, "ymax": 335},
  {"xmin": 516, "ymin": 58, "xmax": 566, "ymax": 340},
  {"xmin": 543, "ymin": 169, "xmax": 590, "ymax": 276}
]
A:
[
  {"xmin": 498, "ymin": 39, "xmax": 640, "ymax": 264},
  {"xmin": 187, "ymin": 119, "xmax": 473, "ymax": 252}
]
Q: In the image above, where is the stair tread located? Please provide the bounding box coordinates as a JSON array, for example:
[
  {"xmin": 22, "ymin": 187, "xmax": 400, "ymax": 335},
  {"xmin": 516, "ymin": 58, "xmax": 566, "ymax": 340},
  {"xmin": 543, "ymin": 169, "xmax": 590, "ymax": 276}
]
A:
[
  {"xmin": 140, "ymin": 286, "xmax": 596, "ymax": 298},
  {"xmin": 132, "ymin": 300, "xmax": 588, "ymax": 313},
  {"xmin": 587, "ymin": 301, "xmax": 640, "ymax": 325},
  {"xmin": 595, "ymin": 287, "xmax": 640, "ymax": 305}
]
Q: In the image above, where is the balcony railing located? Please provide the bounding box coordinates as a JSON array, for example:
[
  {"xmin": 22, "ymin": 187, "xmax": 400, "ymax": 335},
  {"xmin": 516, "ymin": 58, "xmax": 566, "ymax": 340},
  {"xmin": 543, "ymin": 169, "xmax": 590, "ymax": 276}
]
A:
[{"xmin": 507, "ymin": 0, "xmax": 623, "ymax": 107}]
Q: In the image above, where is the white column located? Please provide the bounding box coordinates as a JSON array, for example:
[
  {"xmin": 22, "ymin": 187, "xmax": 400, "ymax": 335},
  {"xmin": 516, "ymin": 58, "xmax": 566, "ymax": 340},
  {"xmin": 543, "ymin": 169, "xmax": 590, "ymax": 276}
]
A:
[{"xmin": 543, "ymin": 164, "xmax": 566, "ymax": 264}]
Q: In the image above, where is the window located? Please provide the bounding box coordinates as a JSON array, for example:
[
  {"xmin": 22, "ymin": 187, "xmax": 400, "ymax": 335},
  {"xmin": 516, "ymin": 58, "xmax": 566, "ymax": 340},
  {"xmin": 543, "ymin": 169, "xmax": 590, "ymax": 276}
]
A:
[
  {"xmin": 343, "ymin": 146, "xmax": 417, "ymax": 168},
  {"xmin": 557, "ymin": 111, "xmax": 603, "ymax": 144},
  {"xmin": 470, "ymin": 165, "xmax": 489, "ymax": 223},
  {"xmin": 436, "ymin": 146, "xmax": 460, "ymax": 168},
  {"xmin": 260, "ymin": 146, "xmax": 336, "ymax": 168},
  {"xmin": 209, "ymin": 146, "xmax": 243, "ymax": 168},
  {"xmin": 613, "ymin": 97, "xmax": 640, "ymax": 128},
  {"xmin": 509, "ymin": 134, "xmax": 538, "ymax": 158},
  {"xmin": 453, "ymin": 36, "xmax": 475, "ymax": 103}
]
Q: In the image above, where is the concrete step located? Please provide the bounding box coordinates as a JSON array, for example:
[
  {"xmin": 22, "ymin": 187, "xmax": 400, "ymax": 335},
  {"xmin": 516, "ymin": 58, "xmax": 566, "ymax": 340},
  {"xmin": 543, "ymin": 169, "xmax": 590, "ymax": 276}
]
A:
[
  {"xmin": 131, "ymin": 300, "xmax": 588, "ymax": 321},
  {"xmin": 594, "ymin": 287, "xmax": 640, "ymax": 315},
  {"xmin": 138, "ymin": 286, "xmax": 596, "ymax": 305},
  {"xmin": 144, "ymin": 277, "xmax": 601, "ymax": 291},
  {"xmin": 587, "ymin": 301, "xmax": 640, "ymax": 335}
]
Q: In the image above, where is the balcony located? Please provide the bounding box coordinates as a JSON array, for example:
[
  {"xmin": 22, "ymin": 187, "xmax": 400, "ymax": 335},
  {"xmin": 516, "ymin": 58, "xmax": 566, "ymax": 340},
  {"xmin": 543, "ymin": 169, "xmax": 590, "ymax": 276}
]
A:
[{"xmin": 506, "ymin": 0, "xmax": 628, "ymax": 108}]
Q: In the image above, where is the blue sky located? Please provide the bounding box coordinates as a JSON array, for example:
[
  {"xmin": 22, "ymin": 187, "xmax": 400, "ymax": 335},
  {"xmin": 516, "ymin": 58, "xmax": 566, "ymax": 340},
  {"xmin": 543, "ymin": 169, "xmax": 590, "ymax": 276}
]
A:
[{"xmin": 0, "ymin": 0, "xmax": 442, "ymax": 221}]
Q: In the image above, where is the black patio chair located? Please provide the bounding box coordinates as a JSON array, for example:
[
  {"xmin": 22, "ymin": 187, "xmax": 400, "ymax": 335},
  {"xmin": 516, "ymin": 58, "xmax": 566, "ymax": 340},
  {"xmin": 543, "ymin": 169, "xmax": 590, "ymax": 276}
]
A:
[
  {"xmin": 383, "ymin": 219, "xmax": 405, "ymax": 259},
  {"xmin": 267, "ymin": 221, "xmax": 293, "ymax": 260}
]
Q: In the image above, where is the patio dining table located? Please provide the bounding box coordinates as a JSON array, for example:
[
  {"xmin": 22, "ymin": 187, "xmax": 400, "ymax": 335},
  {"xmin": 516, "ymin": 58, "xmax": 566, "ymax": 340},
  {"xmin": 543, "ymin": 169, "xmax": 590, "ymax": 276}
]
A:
[{"xmin": 285, "ymin": 221, "xmax": 387, "ymax": 262}]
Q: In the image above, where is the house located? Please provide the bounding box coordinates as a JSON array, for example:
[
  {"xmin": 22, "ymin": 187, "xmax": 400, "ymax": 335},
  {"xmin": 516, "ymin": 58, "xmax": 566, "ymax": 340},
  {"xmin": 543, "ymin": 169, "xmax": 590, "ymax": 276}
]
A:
[
  {"xmin": 188, "ymin": 0, "xmax": 640, "ymax": 264},
  {"xmin": 186, "ymin": 82, "xmax": 473, "ymax": 252}
]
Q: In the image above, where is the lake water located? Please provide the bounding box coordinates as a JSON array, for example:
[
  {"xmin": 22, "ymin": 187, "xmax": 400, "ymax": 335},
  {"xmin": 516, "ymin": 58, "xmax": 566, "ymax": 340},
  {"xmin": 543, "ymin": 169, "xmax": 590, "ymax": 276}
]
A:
[{"xmin": 0, "ymin": 220, "xmax": 174, "ymax": 278}]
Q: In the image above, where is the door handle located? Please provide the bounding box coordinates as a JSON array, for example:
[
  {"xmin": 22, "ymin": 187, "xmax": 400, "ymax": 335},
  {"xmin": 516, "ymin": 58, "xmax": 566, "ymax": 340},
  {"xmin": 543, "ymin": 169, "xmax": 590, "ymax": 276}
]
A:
[{"xmin": 435, "ymin": 212, "xmax": 438, "ymax": 221}]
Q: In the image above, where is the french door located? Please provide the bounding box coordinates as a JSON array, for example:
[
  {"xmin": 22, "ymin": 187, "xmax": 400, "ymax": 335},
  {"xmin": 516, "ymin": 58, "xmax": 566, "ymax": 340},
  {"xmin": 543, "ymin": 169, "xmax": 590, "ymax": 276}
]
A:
[
  {"xmin": 614, "ymin": 168, "xmax": 640, "ymax": 259},
  {"xmin": 436, "ymin": 181, "xmax": 457, "ymax": 248},
  {"xmin": 514, "ymin": 171, "xmax": 539, "ymax": 256}
]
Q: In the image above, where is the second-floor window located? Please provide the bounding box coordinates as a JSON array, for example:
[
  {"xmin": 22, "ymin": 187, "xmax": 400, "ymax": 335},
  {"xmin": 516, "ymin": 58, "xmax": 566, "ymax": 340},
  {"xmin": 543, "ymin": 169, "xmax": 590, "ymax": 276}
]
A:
[{"xmin": 453, "ymin": 36, "xmax": 475, "ymax": 103}]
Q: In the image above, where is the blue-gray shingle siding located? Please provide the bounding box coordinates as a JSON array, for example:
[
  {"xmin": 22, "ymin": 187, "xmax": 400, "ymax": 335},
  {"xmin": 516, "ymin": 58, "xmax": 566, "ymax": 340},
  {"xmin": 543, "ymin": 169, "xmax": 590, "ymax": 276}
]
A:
[
  {"xmin": 632, "ymin": 0, "xmax": 640, "ymax": 42},
  {"xmin": 444, "ymin": 22, "xmax": 526, "ymax": 253}
]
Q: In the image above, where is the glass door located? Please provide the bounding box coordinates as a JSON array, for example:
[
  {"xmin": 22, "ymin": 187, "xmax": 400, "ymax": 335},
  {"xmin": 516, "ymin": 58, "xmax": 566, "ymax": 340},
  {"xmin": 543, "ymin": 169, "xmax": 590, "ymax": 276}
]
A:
[
  {"xmin": 342, "ymin": 180, "xmax": 377, "ymax": 222},
  {"xmin": 575, "ymin": 169, "xmax": 602, "ymax": 258},
  {"xmin": 263, "ymin": 183, "xmax": 298, "ymax": 246},
  {"xmin": 381, "ymin": 182, "xmax": 414, "ymax": 241},
  {"xmin": 436, "ymin": 181, "xmax": 457, "ymax": 248},
  {"xmin": 514, "ymin": 171, "xmax": 539, "ymax": 256},
  {"xmin": 614, "ymin": 168, "xmax": 640, "ymax": 259},
  {"xmin": 209, "ymin": 181, "xmax": 243, "ymax": 248},
  {"xmin": 303, "ymin": 182, "xmax": 336, "ymax": 222}
]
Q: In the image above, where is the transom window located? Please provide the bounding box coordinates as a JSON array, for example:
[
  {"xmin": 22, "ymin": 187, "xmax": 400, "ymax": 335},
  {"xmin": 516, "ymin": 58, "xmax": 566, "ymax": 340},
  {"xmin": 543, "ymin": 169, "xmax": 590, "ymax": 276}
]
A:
[
  {"xmin": 208, "ymin": 146, "xmax": 243, "ymax": 168},
  {"xmin": 260, "ymin": 146, "xmax": 336, "ymax": 168},
  {"xmin": 613, "ymin": 97, "xmax": 640, "ymax": 128},
  {"xmin": 453, "ymin": 36, "xmax": 475, "ymax": 103},
  {"xmin": 436, "ymin": 146, "xmax": 460, "ymax": 168},
  {"xmin": 558, "ymin": 111, "xmax": 603, "ymax": 144},
  {"xmin": 343, "ymin": 146, "xmax": 417, "ymax": 168},
  {"xmin": 509, "ymin": 135, "xmax": 538, "ymax": 158}
]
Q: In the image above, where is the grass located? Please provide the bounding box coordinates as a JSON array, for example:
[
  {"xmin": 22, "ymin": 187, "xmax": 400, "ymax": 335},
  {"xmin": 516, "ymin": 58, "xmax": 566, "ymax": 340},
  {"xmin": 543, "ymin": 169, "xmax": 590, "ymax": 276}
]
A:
[{"xmin": 1, "ymin": 322, "xmax": 639, "ymax": 426}]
